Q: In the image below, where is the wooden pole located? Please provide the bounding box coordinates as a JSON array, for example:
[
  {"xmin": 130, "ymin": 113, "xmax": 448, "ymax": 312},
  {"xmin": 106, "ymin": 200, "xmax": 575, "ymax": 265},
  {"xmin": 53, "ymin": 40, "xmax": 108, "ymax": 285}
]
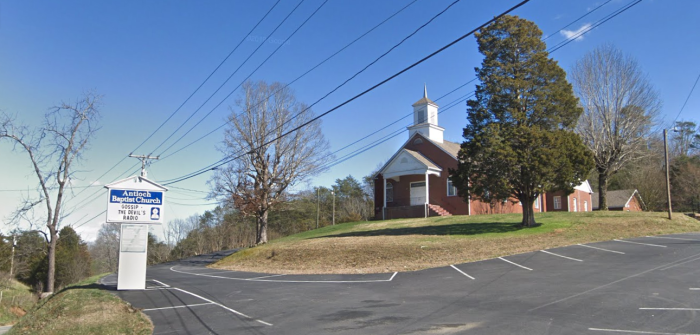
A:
[{"xmin": 664, "ymin": 129, "xmax": 673, "ymax": 220}]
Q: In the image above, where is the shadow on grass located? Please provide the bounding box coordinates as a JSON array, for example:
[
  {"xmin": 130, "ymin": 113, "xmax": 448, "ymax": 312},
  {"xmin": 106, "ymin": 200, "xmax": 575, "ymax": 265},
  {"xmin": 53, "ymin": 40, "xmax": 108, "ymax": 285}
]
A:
[{"xmin": 319, "ymin": 221, "xmax": 526, "ymax": 238}]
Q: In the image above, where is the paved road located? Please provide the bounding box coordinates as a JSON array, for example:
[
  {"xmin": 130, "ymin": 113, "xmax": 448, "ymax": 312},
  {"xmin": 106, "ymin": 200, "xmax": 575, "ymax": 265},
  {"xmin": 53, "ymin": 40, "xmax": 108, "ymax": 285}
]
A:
[{"xmin": 105, "ymin": 233, "xmax": 700, "ymax": 334}]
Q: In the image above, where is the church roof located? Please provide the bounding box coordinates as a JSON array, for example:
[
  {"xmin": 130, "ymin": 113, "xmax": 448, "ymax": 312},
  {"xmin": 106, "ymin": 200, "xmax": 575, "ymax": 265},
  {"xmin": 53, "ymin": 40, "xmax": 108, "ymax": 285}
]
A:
[{"xmin": 412, "ymin": 84, "xmax": 438, "ymax": 107}]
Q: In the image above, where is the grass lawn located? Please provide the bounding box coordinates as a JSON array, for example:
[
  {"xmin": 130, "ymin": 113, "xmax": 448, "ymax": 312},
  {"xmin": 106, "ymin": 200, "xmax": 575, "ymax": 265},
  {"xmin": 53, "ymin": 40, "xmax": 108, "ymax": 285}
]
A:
[
  {"xmin": 7, "ymin": 274, "xmax": 152, "ymax": 335},
  {"xmin": 213, "ymin": 211, "xmax": 700, "ymax": 274},
  {"xmin": 0, "ymin": 278, "xmax": 36, "ymax": 326}
]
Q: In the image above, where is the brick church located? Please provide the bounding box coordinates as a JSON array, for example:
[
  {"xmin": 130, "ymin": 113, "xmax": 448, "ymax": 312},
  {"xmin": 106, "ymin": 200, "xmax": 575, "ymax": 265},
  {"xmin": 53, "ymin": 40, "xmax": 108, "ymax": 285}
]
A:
[{"xmin": 373, "ymin": 86, "xmax": 592, "ymax": 220}]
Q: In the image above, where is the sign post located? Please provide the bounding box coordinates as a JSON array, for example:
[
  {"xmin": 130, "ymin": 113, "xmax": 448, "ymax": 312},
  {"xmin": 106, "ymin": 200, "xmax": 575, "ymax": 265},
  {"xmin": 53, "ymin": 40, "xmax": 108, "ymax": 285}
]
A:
[{"xmin": 105, "ymin": 175, "xmax": 167, "ymax": 290}]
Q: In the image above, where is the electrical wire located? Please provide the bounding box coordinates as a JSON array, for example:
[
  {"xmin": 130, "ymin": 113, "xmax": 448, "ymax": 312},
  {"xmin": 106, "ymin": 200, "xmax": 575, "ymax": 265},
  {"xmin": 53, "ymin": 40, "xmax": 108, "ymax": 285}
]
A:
[
  {"xmin": 161, "ymin": 0, "xmax": 531, "ymax": 186},
  {"xmin": 155, "ymin": 0, "xmax": 421, "ymax": 162},
  {"xmin": 145, "ymin": 0, "xmax": 314, "ymax": 156},
  {"xmin": 672, "ymin": 73, "xmax": 700, "ymax": 123},
  {"xmin": 65, "ymin": 1, "xmax": 282, "ymax": 204}
]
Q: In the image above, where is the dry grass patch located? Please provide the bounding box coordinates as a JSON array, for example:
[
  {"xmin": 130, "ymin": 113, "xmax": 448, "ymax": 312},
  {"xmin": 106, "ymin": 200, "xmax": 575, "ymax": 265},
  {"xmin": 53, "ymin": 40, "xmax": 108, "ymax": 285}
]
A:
[
  {"xmin": 214, "ymin": 212, "xmax": 700, "ymax": 274},
  {"xmin": 7, "ymin": 274, "xmax": 152, "ymax": 335}
]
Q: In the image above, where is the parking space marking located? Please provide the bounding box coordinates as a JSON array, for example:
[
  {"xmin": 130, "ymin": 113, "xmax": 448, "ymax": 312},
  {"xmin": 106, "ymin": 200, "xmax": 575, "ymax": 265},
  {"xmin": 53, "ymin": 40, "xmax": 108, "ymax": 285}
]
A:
[
  {"xmin": 576, "ymin": 243, "xmax": 626, "ymax": 254},
  {"xmin": 171, "ymin": 287, "xmax": 273, "ymax": 326},
  {"xmin": 450, "ymin": 265, "xmax": 475, "ymax": 280},
  {"xmin": 658, "ymin": 256, "xmax": 700, "ymax": 271},
  {"xmin": 151, "ymin": 279, "xmax": 170, "ymax": 288},
  {"xmin": 614, "ymin": 239, "xmax": 667, "ymax": 248},
  {"xmin": 646, "ymin": 236, "xmax": 700, "ymax": 242},
  {"xmin": 498, "ymin": 257, "xmax": 533, "ymax": 271},
  {"xmin": 689, "ymin": 288, "xmax": 700, "ymax": 290},
  {"xmin": 143, "ymin": 302, "xmax": 215, "ymax": 312},
  {"xmin": 247, "ymin": 274, "xmax": 285, "ymax": 280},
  {"xmin": 540, "ymin": 250, "xmax": 583, "ymax": 262},
  {"xmin": 530, "ymin": 250, "xmax": 700, "ymax": 312},
  {"xmin": 170, "ymin": 266, "xmax": 398, "ymax": 283},
  {"xmin": 640, "ymin": 307, "xmax": 700, "ymax": 311},
  {"xmin": 589, "ymin": 327, "xmax": 700, "ymax": 334}
]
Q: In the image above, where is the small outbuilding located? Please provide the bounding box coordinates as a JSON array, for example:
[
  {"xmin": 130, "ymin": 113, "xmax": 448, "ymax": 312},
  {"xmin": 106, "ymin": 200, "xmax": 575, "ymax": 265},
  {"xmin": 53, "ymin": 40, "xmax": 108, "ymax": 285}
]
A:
[{"xmin": 591, "ymin": 189, "xmax": 644, "ymax": 211}]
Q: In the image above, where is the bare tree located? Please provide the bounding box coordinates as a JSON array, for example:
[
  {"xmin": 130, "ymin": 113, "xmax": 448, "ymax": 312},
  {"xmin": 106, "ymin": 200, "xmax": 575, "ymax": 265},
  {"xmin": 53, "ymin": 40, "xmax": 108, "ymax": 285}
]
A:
[
  {"xmin": 571, "ymin": 45, "xmax": 660, "ymax": 210},
  {"xmin": 211, "ymin": 81, "xmax": 331, "ymax": 244},
  {"xmin": 0, "ymin": 93, "xmax": 101, "ymax": 294},
  {"xmin": 89, "ymin": 222, "xmax": 120, "ymax": 273}
]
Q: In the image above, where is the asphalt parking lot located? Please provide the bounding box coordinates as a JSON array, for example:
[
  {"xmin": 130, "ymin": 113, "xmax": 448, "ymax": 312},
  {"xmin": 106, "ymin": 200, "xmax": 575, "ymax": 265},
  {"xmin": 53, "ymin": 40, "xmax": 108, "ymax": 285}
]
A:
[{"xmin": 105, "ymin": 233, "xmax": 700, "ymax": 334}]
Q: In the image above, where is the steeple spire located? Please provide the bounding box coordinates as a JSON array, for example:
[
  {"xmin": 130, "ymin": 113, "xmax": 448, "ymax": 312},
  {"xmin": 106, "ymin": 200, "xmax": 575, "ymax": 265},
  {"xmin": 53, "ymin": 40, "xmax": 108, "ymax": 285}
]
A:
[{"xmin": 423, "ymin": 83, "xmax": 428, "ymax": 99}]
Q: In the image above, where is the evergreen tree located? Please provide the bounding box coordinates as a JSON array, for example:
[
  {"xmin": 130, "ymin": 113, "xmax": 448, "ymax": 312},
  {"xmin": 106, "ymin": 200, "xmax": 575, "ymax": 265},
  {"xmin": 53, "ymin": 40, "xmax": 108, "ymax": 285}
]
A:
[{"xmin": 451, "ymin": 15, "xmax": 593, "ymax": 227}]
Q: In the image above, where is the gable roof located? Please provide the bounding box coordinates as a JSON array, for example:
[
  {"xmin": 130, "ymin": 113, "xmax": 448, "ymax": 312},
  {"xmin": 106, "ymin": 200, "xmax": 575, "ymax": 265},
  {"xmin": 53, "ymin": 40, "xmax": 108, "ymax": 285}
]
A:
[
  {"xmin": 403, "ymin": 149, "xmax": 440, "ymax": 170},
  {"xmin": 433, "ymin": 139, "xmax": 460, "ymax": 158},
  {"xmin": 591, "ymin": 189, "xmax": 639, "ymax": 210},
  {"xmin": 412, "ymin": 84, "xmax": 438, "ymax": 107},
  {"xmin": 373, "ymin": 133, "xmax": 457, "ymax": 179},
  {"xmin": 104, "ymin": 175, "xmax": 169, "ymax": 191}
]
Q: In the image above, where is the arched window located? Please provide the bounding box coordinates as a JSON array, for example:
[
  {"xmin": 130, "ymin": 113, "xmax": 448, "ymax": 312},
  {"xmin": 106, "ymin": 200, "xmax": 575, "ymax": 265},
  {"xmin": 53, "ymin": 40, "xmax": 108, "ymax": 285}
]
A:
[
  {"xmin": 386, "ymin": 182, "xmax": 394, "ymax": 202},
  {"xmin": 413, "ymin": 138, "xmax": 423, "ymax": 145}
]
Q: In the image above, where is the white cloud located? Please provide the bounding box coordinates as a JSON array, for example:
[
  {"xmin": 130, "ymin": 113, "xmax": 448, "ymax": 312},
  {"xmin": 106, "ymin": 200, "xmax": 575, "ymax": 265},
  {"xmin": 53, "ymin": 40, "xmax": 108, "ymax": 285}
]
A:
[{"xmin": 560, "ymin": 23, "xmax": 592, "ymax": 41}]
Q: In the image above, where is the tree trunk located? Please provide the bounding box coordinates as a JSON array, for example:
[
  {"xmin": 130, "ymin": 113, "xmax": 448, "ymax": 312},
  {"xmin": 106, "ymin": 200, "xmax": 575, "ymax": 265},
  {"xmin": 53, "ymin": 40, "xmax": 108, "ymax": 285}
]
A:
[
  {"xmin": 46, "ymin": 227, "xmax": 57, "ymax": 293},
  {"xmin": 598, "ymin": 171, "xmax": 608, "ymax": 211},
  {"xmin": 521, "ymin": 197, "xmax": 536, "ymax": 227},
  {"xmin": 256, "ymin": 210, "xmax": 268, "ymax": 245}
]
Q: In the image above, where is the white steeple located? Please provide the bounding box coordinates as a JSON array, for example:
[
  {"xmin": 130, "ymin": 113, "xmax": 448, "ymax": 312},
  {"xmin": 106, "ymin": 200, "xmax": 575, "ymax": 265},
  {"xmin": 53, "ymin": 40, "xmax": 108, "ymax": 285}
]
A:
[{"xmin": 408, "ymin": 84, "xmax": 444, "ymax": 143}]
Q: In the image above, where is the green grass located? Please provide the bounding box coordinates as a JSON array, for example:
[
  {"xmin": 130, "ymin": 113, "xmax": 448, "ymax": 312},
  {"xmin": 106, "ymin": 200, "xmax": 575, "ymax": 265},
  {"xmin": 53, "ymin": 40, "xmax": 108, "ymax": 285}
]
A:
[
  {"xmin": 7, "ymin": 274, "xmax": 152, "ymax": 335},
  {"xmin": 214, "ymin": 211, "xmax": 700, "ymax": 274},
  {"xmin": 0, "ymin": 277, "xmax": 36, "ymax": 326}
]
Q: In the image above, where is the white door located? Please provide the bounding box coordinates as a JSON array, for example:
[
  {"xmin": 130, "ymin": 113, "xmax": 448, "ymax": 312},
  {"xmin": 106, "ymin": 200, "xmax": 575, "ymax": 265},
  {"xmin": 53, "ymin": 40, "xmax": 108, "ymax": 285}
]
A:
[
  {"xmin": 410, "ymin": 182, "xmax": 426, "ymax": 206},
  {"xmin": 584, "ymin": 200, "xmax": 588, "ymax": 212},
  {"xmin": 573, "ymin": 198, "xmax": 577, "ymax": 212}
]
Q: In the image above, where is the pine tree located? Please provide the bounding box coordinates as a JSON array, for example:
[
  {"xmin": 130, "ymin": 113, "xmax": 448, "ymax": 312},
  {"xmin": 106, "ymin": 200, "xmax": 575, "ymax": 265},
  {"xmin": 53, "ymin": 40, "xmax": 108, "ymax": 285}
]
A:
[{"xmin": 451, "ymin": 15, "xmax": 593, "ymax": 227}]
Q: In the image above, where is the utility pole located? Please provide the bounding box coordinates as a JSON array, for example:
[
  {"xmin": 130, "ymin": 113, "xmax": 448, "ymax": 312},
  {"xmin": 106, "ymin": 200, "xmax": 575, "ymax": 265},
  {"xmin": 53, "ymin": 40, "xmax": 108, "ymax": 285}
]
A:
[
  {"xmin": 663, "ymin": 129, "xmax": 673, "ymax": 220},
  {"xmin": 316, "ymin": 188, "xmax": 320, "ymax": 229},
  {"xmin": 331, "ymin": 190, "xmax": 336, "ymax": 225},
  {"xmin": 10, "ymin": 235, "xmax": 16, "ymax": 276},
  {"xmin": 129, "ymin": 154, "xmax": 159, "ymax": 178}
]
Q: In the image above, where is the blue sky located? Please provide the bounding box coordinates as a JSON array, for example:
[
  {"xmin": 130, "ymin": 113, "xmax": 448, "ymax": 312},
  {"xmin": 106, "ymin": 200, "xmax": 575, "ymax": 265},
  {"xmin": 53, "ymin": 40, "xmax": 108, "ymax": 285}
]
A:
[{"xmin": 1, "ymin": 0, "xmax": 698, "ymax": 240}]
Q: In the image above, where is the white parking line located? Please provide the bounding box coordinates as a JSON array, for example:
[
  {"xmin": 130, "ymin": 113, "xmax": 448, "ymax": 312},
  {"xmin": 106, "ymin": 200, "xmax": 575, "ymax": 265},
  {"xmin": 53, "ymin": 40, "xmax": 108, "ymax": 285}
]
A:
[
  {"xmin": 498, "ymin": 257, "xmax": 533, "ymax": 271},
  {"xmin": 540, "ymin": 250, "xmax": 583, "ymax": 262},
  {"xmin": 246, "ymin": 274, "xmax": 285, "ymax": 280},
  {"xmin": 151, "ymin": 279, "xmax": 170, "ymax": 288},
  {"xmin": 689, "ymin": 288, "xmax": 700, "ymax": 290},
  {"xmin": 171, "ymin": 287, "xmax": 273, "ymax": 326},
  {"xmin": 613, "ymin": 239, "xmax": 667, "ymax": 248},
  {"xmin": 170, "ymin": 266, "xmax": 398, "ymax": 283},
  {"xmin": 450, "ymin": 265, "xmax": 475, "ymax": 280},
  {"xmin": 646, "ymin": 236, "xmax": 700, "ymax": 242},
  {"xmin": 589, "ymin": 327, "xmax": 700, "ymax": 334},
  {"xmin": 576, "ymin": 243, "xmax": 625, "ymax": 254},
  {"xmin": 640, "ymin": 307, "xmax": 700, "ymax": 311},
  {"xmin": 143, "ymin": 302, "xmax": 215, "ymax": 312}
]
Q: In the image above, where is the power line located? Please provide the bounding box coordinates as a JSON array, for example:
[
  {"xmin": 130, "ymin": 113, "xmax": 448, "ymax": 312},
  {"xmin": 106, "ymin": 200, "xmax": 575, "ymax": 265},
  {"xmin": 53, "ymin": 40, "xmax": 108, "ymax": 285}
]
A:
[
  {"xmin": 146, "ymin": 0, "xmax": 315, "ymax": 157},
  {"xmin": 158, "ymin": 0, "xmax": 473, "ymax": 184},
  {"xmin": 548, "ymin": 0, "xmax": 641, "ymax": 53},
  {"xmin": 298, "ymin": 0, "xmax": 641, "ymax": 173},
  {"xmin": 542, "ymin": 0, "xmax": 613, "ymax": 41},
  {"xmin": 62, "ymin": 2, "xmax": 283, "ymax": 205},
  {"xmin": 673, "ymin": 72, "xmax": 700, "ymax": 123},
  {"xmin": 161, "ymin": 0, "xmax": 531, "ymax": 186},
  {"xmin": 155, "ymin": 0, "xmax": 420, "ymax": 162},
  {"xmin": 131, "ymin": 0, "xmax": 283, "ymax": 155}
]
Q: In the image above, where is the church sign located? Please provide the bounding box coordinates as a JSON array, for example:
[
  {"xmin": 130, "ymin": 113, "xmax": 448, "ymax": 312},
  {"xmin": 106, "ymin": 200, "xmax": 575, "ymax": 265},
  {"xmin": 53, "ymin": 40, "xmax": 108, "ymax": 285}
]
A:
[{"xmin": 107, "ymin": 189, "xmax": 164, "ymax": 224}]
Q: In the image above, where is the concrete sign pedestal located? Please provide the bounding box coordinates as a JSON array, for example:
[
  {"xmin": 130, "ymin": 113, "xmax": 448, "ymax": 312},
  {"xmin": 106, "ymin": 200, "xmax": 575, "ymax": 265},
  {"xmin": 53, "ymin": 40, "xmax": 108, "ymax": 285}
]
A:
[{"xmin": 105, "ymin": 175, "xmax": 167, "ymax": 291}]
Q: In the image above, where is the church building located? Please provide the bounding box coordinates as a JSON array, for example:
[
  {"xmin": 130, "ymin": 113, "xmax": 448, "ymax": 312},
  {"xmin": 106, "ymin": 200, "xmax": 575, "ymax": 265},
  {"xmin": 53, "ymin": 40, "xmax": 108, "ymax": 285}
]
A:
[{"xmin": 373, "ymin": 86, "xmax": 592, "ymax": 220}]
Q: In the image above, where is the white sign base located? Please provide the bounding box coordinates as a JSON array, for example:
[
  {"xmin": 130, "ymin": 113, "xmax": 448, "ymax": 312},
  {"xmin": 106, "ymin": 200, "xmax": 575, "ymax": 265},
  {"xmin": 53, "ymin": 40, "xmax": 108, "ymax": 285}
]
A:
[{"xmin": 117, "ymin": 224, "xmax": 149, "ymax": 290}]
